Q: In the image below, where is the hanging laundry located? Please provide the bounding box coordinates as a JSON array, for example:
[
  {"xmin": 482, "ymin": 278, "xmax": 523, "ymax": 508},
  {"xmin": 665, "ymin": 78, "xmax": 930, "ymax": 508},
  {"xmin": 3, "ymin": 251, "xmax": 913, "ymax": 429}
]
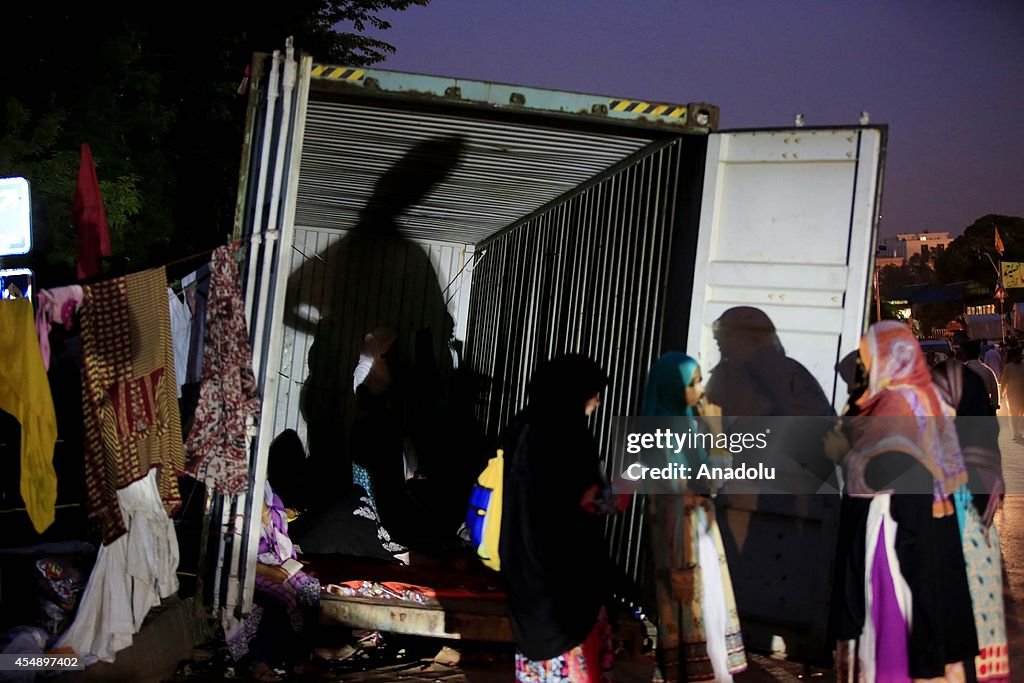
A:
[
  {"xmin": 72, "ymin": 144, "xmax": 112, "ymax": 281},
  {"xmin": 80, "ymin": 267, "xmax": 184, "ymax": 544},
  {"xmin": 0, "ymin": 298, "xmax": 58, "ymax": 534},
  {"xmin": 56, "ymin": 469, "xmax": 179, "ymax": 663},
  {"xmin": 35, "ymin": 285, "xmax": 84, "ymax": 371},
  {"xmin": 167, "ymin": 288, "xmax": 192, "ymax": 398},
  {"xmin": 184, "ymin": 264, "xmax": 211, "ymax": 384},
  {"xmin": 185, "ymin": 245, "xmax": 261, "ymax": 495}
]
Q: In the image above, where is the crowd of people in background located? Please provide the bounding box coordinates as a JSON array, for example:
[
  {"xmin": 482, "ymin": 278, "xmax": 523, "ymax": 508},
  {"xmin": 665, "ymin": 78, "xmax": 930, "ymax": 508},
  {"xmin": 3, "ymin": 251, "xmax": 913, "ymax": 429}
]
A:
[{"xmin": 926, "ymin": 334, "xmax": 1024, "ymax": 440}]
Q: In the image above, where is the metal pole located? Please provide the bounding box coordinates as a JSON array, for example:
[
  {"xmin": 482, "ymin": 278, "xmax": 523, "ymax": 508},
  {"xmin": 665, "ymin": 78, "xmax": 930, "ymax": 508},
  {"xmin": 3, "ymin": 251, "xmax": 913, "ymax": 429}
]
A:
[
  {"xmin": 239, "ymin": 45, "xmax": 312, "ymax": 617},
  {"xmin": 874, "ymin": 264, "xmax": 881, "ymax": 321},
  {"xmin": 244, "ymin": 51, "xmax": 282, "ymax": 329},
  {"xmin": 1000, "ymin": 298, "xmax": 1006, "ymax": 343},
  {"xmin": 983, "ymin": 252, "xmax": 1005, "ymax": 342},
  {"xmin": 999, "ymin": 255, "xmax": 1006, "ymax": 343}
]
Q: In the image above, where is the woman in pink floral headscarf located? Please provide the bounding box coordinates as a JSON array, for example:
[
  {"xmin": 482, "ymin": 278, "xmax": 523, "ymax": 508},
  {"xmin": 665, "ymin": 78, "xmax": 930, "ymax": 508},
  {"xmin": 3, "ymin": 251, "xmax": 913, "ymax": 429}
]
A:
[{"xmin": 833, "ymin": 321, "xmax": 978, "ymax": 682}]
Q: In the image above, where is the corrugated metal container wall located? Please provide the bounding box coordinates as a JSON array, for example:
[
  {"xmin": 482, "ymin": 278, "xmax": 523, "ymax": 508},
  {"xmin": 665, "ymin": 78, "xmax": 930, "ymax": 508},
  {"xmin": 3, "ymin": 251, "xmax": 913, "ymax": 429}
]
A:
[
  {"xmin": 464, "ymin": 138, "xmax": 693, "ymax": 599},
  {"xmin": 222, "ymin": 48, "xmax": 717, "ymax": 628},
  {"xmin": 272, "ymin": 227, "xmax": 474, "ymax": 442}
]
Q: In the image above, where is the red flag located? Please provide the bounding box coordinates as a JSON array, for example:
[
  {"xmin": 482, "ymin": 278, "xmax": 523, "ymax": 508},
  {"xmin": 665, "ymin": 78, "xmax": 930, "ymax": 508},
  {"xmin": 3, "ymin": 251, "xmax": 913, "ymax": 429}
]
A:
[
  {"xmin": 995, "ymin": 226, "xmax": 1005, "ymax": 256},
  {"xmin": 72, "ymin": 143, "xmax": 111, "ymax": 280}
]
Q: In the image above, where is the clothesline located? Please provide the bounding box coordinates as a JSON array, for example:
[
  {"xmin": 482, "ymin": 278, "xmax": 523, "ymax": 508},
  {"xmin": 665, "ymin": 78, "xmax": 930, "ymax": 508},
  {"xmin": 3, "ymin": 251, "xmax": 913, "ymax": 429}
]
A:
[
  {"xmin": 1, "ymin": 242, "xmax": 259, "ymax": 666},
  {"xmin": 162, "ymin": 247, "xmax": 217, "ymax": 272},
  {"xmin": 73, "ymin": 246, "xmax": 219, "ymax": 288}
]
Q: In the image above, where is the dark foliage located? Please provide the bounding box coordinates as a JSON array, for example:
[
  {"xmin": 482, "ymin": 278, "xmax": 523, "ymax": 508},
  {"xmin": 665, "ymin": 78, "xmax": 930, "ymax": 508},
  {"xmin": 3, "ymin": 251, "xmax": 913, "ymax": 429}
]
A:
[{"xmin": 0, "ymin": 2, "xmax": 428, "ymax": 283}]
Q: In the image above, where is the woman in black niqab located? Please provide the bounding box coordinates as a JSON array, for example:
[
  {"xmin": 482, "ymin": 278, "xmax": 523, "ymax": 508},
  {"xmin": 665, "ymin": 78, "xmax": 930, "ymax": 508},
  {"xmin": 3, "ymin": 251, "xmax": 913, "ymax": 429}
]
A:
[{"xmin": 499, "ymin": 354, "xmax": 617, "ymax": 682}]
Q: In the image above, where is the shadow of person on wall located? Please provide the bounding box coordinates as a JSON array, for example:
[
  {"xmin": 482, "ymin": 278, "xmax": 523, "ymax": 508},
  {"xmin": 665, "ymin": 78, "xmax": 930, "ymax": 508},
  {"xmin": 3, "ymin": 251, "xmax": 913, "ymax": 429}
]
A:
[
  {"xmin": 702, "ymin": 306, "xmax": 838, "ymax": 661},
  {"xmin": 406, "ymin": 313, "xmax": 494, "ymax": 533},
  {"xmin": 284, "ymin": 136, "xmax": 467, "ymax": 538}
]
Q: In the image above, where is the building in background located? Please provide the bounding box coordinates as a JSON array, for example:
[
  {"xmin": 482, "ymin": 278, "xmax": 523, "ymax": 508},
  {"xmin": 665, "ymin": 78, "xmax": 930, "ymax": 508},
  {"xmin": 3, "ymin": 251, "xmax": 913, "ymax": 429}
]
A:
[{"xmin": 877, "ymin": 231, "xmax": 953, "ymax": 264}]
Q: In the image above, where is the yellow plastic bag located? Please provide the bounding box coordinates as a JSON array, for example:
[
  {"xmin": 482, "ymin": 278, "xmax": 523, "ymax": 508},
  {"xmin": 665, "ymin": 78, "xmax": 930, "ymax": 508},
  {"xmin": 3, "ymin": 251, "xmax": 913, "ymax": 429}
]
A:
[{"xmin": 466, "ymin": 448, "xmax": 504, "ymax": 571}]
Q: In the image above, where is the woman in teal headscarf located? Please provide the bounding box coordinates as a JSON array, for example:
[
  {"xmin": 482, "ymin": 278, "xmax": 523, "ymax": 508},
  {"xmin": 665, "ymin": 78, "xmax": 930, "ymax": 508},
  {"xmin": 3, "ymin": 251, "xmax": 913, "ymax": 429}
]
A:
[{"xmin": 643, "ymin": 353, "xmax": 746, "ymax": 683}]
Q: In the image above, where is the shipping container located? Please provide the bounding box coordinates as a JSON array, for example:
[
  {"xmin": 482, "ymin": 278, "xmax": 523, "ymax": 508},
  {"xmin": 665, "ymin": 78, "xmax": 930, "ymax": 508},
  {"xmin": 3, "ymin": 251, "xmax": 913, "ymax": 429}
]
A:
[{"xmin": 212, "ymin": 41, "xmax": 886, "ymax": 663}]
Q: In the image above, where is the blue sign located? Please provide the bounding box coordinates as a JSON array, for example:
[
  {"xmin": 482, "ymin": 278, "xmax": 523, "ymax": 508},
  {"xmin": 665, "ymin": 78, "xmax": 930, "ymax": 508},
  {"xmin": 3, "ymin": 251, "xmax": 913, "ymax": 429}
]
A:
[{"xmin": 0, "ymin": 177, "xmax": 32, "ymax": 257}]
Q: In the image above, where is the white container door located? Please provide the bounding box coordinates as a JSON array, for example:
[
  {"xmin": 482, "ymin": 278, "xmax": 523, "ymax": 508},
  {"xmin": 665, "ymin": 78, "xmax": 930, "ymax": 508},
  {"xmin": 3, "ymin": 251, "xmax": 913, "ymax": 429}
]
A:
[
  {"xmin": 687, "ymin": 127, "xmax": 884, "ymax": 411},
  {"xmin": 685, "ymin": 126, "xmax": 885, "ymax": 661}
]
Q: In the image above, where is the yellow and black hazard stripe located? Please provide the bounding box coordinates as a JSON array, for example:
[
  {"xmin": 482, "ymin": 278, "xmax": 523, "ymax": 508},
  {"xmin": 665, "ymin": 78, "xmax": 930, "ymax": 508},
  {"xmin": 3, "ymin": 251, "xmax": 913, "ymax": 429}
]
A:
[
  {"xmin": 609, "ymin": 100, "xmax": 687, "ymax": 118},
  {"xmin": 311, "ymin": 65, "xmax": 366, "ymax": 81}
]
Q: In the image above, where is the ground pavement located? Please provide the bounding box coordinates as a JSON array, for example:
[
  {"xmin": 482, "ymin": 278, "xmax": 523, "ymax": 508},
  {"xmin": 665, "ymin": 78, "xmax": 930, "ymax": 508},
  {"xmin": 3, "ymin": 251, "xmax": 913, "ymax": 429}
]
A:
[
  {"xmin": 291, "ymin": 652, "xmax": 814, "ymax": 682},
  {"xmin": 994, "ymin": 424, "xmax": 1024, "ymax": 678}
]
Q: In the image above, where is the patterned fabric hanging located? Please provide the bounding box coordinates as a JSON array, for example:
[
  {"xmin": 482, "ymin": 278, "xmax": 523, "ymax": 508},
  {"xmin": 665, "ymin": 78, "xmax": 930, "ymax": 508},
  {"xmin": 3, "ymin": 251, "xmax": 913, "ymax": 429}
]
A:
[
  {"xmin": 80, "ymin": 267, "xmax": 184, "ymax": 544},
  {"xmin": 185, "ymin": 245, "xmax": 261, "ymax": 495}
]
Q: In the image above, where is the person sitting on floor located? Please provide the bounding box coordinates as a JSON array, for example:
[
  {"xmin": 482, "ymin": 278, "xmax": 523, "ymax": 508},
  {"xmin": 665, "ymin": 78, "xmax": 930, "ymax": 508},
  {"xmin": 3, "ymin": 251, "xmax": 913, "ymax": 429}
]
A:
[{"xmin": 226, "ymin": 481, "xmax": 322, "ymax": 682}]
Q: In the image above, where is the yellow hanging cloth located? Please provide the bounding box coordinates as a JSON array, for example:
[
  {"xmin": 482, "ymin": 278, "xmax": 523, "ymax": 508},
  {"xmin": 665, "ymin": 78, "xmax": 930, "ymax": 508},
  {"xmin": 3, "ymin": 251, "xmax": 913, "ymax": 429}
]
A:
[{"xmin": 0, "ymin": 298, "xmax": 58, "ymax": 533}]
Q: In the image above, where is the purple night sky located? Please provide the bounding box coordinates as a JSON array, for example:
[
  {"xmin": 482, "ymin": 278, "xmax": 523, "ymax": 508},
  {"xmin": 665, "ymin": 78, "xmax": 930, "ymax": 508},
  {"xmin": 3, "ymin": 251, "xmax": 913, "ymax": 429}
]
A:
[{"xmin": 351, "ymin": 0, "xmax": 1023, "ymax": 237}]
